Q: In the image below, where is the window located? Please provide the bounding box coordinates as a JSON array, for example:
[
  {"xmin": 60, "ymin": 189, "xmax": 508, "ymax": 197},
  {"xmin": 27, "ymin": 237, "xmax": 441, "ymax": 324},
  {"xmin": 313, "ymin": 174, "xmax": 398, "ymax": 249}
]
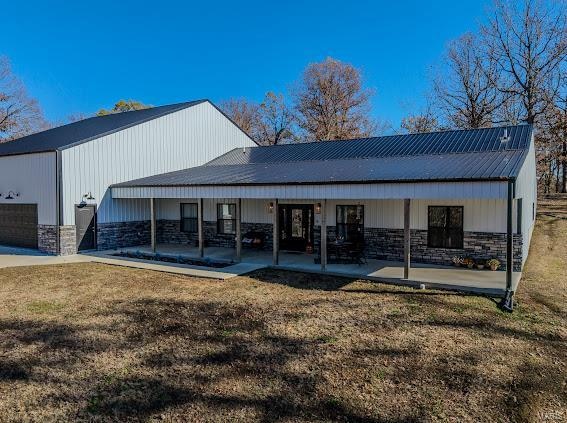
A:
[
  {"xmin": 336, "ymin": 205, "xmax": 364, "ymax": 241},
  {"xmin": 217, "ymin": 203, "xmax": 236, "ymax": 234},
  {"xmin": 427, "ymin": 206, "xmax": 463, "ymax": 249},
  {"xmin": 180, "ymin": 203, "xmax": 198, "ymax": 233}
]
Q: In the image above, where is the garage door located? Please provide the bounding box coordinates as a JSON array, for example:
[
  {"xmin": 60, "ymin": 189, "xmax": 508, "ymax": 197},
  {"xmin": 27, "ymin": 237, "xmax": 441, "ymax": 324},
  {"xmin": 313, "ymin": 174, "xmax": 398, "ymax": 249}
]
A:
[{"xmin": 0, "ymin": 204, "xmax": 38, "ymax": 249}]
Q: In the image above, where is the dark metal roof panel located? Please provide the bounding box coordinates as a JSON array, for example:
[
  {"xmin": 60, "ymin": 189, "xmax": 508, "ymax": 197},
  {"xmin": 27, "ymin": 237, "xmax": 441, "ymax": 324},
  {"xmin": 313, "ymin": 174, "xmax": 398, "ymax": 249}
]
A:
[
  {"xmin": 115, "ymin": 150, "xmax": 526, "ymax": 188},
  {"xmin": 0, "ymin": 100, "xmax": 206, "ymax": 157},
  {"xmin": 208, "ymin": 124, "xmax": 532, "ymax": 166}
]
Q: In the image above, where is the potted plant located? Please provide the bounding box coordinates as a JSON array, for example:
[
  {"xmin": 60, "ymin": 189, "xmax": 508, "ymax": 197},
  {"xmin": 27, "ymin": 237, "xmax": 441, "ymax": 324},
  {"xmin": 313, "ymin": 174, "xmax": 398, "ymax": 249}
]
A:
[
  {"xmin": 306, "ymin": 242, "xmax": 313, "ymax": 254},
  {"xmin": 487, "ymin": 258, "xmax": 501, "ymax": 271},
  {"xmin": 476, "ymin": 259, "xmax": 485, "ymax": 270},
  {"xmin": 463, "ymin": 257, "xmax": 475, "ymax": 269},
  {"xmin": 452, "ymin": 256, "xmax": 463, "ymax": 267}
]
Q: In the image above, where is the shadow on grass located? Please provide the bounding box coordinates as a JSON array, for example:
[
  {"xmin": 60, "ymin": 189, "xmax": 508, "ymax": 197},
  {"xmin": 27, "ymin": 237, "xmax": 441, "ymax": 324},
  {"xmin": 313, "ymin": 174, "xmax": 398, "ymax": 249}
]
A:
[{"xmin": 0, "ymin": 292, "xmax": 563, "ymax": 421}]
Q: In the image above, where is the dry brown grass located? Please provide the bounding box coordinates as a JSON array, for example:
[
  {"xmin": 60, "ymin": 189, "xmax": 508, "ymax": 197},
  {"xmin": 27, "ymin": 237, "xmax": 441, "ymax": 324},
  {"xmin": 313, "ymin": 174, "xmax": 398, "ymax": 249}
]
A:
[{"xmin": 0, "ymin": 200, "xmax": 565, "ymax": 422}]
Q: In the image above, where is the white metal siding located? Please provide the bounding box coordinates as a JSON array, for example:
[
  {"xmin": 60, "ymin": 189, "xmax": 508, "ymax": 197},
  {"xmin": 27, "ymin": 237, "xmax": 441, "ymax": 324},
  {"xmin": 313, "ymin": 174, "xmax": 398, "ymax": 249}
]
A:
[
  {"xmin": 0, "ymin": 152, "xmax": 56, "ymax": 225},
  {"xmin": 112, "ymin": 180, "xmax": 509, "ymax": 201},
  {"xmin": 514, "ymin": 136, "xmax": 537, "ymax": 263},
  {"xmin": 150, "ymin": 197, "xmax": 507, "ymax": 233},
  {"xmin": 60, "ymin": 101, "xmax": 255, "ymax": 225}
]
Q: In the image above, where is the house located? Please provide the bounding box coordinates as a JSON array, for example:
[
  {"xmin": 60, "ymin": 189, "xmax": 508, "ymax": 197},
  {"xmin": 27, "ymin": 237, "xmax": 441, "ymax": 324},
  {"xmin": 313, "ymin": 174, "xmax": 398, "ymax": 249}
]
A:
[
  {"xmin": 0, "ymin": 100, "xmax": 536, "ymax": 308},
  {"xmin": 0, "ymin": 100, "xmax": 256, "ymax": 254}
]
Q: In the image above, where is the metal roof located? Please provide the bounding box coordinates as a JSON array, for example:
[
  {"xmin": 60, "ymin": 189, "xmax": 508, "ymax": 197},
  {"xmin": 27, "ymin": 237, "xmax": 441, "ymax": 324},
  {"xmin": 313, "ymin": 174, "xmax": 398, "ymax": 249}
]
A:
[
  {"xmin": 114, "ymin": 125, "xmax": 532, "ymax": 188},
  {"xmin": 0, "ymin": 100, "xmax": 206, "ymax": 157},
  {"xmin": 208, "ymin": 124, "xmax": 532, "ymax": 165}
]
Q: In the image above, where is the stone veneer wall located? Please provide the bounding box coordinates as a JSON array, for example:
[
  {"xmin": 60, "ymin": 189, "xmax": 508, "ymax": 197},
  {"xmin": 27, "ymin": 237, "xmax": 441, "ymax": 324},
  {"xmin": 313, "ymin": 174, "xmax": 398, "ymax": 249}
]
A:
[
  {"xmin": 316, "ymin": 225, "xmax": 523, "ymax": 271},
  {"xmin": 37, "ymin": 225, "xmax": 77, "ymax": 255},
  {"xmin": 156, "ymin": 220, "xmax": 274, "ymax": 251},
  {"xmin": 97, "ymin": 221, "xmax": 150, "ymax": 251},
  {"xmin": 38, "ymin": 225, "xmax": 58, "ymax": 255},
  {"xmin": 59, "ymin": 225, "xmax": 77, "ymax": 256}
]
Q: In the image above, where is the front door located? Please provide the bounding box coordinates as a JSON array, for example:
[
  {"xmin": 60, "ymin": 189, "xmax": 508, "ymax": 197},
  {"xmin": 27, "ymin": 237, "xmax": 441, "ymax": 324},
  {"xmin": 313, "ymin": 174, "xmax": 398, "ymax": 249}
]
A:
[
  {"xmin": 279, "ymin": 204, "xmax": 314, "ymax": 252},
  {"xmin": 75, "ymin": 205, "xmax": 97, "ymax": 251}
]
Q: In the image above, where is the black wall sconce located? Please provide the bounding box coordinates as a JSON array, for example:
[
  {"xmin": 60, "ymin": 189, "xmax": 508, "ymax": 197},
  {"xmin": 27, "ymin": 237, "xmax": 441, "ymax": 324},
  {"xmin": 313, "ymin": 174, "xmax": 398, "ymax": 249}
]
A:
[
  {"xmin": 3, "ymin": 191, "xmax": 20, "ymax": 200},
  {"xmin": 267, "ymin": 202, "xmax": 274, "ymax": 214},
  {"xmin": 315, "ymin": 202, "xmax": 322, "ymax": 214}
]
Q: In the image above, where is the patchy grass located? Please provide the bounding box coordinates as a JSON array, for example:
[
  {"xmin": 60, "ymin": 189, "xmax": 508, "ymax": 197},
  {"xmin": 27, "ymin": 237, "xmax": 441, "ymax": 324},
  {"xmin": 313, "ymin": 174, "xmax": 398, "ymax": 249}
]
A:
[{"xmin": 0, "ymin": 199, "xmax": 565, "ymax": 422}]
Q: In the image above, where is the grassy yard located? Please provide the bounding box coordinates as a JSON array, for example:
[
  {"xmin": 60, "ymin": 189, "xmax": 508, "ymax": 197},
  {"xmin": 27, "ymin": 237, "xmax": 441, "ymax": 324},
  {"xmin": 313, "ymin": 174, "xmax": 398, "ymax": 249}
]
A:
[{"xmin": 0, "ymin": 200, "xmax": 565, "ymax": 422}]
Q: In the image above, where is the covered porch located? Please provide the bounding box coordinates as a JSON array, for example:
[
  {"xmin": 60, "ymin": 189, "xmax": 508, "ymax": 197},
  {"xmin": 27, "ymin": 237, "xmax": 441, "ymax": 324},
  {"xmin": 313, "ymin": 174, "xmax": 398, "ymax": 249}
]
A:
[{"xmin": 110, "ymin": 180, "xmax": 521, "ymax": 301}]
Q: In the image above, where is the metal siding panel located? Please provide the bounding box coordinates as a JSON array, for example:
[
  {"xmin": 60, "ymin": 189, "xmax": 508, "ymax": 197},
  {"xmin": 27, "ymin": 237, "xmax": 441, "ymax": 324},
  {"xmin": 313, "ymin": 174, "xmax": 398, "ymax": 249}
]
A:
[
  {"xmin": 61, "ymin": 102, "xmax": 255, "ymax": 225},
  {"xmin": 0, "ymin": 152, "xmax": 56, "ymax": 225}
]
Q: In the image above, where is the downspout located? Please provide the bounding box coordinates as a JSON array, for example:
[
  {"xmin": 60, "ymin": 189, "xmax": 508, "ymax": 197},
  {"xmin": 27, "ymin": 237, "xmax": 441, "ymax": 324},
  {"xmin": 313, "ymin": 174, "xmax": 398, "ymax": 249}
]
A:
[
  {"xmin": 499, "ymin": 178, "xmax": 515, "ymax": 312},
  {"xmin": 55, "ymin": 150, "xmax": 62, "ymax": 255}
]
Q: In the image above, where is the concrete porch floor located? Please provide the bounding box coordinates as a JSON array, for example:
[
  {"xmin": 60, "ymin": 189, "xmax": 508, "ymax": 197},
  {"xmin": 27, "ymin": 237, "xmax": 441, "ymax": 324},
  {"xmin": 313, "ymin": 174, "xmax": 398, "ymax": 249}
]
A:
[{"xmin": 105, "ymin": 243, "xmax": 520, "ymax": 296}]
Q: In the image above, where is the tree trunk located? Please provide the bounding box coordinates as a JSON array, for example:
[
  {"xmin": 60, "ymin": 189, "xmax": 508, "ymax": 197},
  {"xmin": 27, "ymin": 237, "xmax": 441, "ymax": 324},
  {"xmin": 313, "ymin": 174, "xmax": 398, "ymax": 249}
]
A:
[{"xmin": 562, "ymin": 140, "xmax": 567, "ymax": 193}]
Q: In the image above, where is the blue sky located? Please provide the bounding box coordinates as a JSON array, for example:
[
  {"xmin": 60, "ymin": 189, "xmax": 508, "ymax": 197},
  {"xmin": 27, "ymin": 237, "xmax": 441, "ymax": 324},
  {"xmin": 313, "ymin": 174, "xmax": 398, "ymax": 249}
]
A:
[{"xmin": 2, "ymin": 0, "xmax": 489, "ymax": 128}]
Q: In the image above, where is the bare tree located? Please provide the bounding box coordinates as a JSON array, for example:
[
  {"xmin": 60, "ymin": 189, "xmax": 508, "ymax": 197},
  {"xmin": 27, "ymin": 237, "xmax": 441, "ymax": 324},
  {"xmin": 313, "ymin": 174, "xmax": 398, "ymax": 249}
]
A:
[
  {"xmin": 482, "ymin": 0, "xmax": 566, "ymax": 124},
  {"xmin": 0, "ymin": 57, "xmax": 47, "ymax": 142},
  {"xmin": 293, "ymin": 57, "xmax": 375, "ymax": 141},
  {"xmin": 219, "ymin": 98, "xmax": 261, "ymax": 141},
  {"xmin": 256, "ymin": 92, "xmax": 295, "ymax": 145},
  {"xmin": 434, "ymin": 33, "xmax": 502, "ymax": 128}
]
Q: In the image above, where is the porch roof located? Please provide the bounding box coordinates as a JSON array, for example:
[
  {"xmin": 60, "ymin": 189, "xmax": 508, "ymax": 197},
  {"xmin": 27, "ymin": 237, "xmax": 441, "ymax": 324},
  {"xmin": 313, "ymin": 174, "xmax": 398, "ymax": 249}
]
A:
[{"xmin": 113, "ymin": 149, "xmax": 526, "ymax": 188}]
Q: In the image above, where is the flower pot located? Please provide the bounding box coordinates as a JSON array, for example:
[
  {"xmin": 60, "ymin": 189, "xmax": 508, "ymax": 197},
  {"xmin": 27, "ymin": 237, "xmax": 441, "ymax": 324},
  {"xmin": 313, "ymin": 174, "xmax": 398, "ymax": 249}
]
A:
[
  {"xmin": 467, "ymin": 264, "xmax": 474, "ymax": 269},
  {"xmin": 477, "ymin": 264, "xmax": 485, "ymax": 270},
  {"xmin": 490, "ymin": 265, "xmax": 498, "ymax": 271}
]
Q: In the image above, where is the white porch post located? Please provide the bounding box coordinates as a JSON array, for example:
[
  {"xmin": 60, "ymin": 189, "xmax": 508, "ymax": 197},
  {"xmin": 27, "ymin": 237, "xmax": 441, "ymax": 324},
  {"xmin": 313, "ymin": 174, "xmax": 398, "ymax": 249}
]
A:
[
  {"xmin": 235, "ymin": 198, "xmax": 242, "ymax": 262},
  {"xmin": 150, "ymin": 197, "xmax": 156, "ymax": 253},
  {"xmin": 272, "ymin": 199, "xmax": 279, "ymax": 265},
  {"xmin": 320, "ymin": 199, "xmax": 327, "ymax": 271},
  {"xmin": 198, "ymin": 198, "xmax": 204, "ymax": 258},
  {"xmin": 403, "ymin": 198, "xmax": 411, "ymax": 279}
]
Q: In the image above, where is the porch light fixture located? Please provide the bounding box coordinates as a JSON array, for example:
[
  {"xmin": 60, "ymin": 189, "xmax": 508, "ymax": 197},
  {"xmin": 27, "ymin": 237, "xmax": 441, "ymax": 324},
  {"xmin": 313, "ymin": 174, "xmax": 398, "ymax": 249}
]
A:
[
  {"xmin": 4, "ymin": 191, "xmax": 19, "ymax": 200},
  {"xmin": 268, "ymin": 202, "xmax": 274, "ymax": 214},
  {"xmin": 315, "ymin": 203, "xmax": 321, "ymax": 214}
]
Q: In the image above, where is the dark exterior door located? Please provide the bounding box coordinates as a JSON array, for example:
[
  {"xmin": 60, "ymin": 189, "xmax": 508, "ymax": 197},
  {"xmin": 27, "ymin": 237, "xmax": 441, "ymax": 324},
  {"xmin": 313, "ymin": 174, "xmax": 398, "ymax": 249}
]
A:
[
  {"xmin": 279, "ymin": 204, "xmax": 314, "ymax": 252},
  {"xmin": 0, "ymin": 204, "xmax": 38, "ymax": 249},
  {"xmin": 75, "ymin": 205, "xmax": 97, "ymax": 251}
]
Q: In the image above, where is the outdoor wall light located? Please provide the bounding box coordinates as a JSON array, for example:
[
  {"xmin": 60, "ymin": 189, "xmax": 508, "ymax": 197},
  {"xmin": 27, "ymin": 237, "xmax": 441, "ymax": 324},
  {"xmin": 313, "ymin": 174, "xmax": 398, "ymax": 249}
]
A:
[
  {"xmin": 315, "ymin": 202, "xmax": 321, "ymax": 214},
  {"xmin": 83, "ymin": 192, "xmax": 95, "ymax": 200},
  {"xmin": 268, "ymin": 202, "xmax": 274, "ymax": 214},
  {"xmin": 4, "ymin": 191, "xmax": 19, "ymax": 200}
]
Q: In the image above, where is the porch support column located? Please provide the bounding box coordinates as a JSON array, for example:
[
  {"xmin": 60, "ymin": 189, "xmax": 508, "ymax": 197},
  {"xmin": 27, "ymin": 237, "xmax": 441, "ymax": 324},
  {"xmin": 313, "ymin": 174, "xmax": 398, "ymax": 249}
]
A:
[
  {"xmin": 150, "ymin": 197, "xmax": 156, "ymax": 253},
  {"xmin": 272, "ymin": 199, "xmax": 279, "ymax": 265},
  {"xmin": 499, "ymin": 180, "xmax": 515, "ymax": 312},
  {"xmin": 403, "ymin": 199, "xmax": 411, "ymax": 279},
  {"xmin": 320, "ymin": 199, "xmax": 327, "ymax": 271},
  {"xmin": 235, "ymin": 198, "xmax": 242, "ymax": 262},
  {"xmin": 198, "ymin": 198, "xmax": 204, "ymax": 258}
]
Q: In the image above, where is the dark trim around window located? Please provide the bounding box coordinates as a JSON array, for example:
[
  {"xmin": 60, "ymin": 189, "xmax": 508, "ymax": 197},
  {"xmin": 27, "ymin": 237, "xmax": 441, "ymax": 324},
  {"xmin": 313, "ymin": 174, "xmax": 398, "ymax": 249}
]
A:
[
  {"xmin": 180, "ymin": 203, "xmax": 198, "ymax": 233},
  {"xmin": 427, "ymin": 206, "xmax": 464, "ymax": 249},
  {"xmin": 336, "ymin": 205, "xmax": 364, "ymax": 242},
  {"xmin": 217, "ymin": 203, "xmax": 236, "ymax": 234}
]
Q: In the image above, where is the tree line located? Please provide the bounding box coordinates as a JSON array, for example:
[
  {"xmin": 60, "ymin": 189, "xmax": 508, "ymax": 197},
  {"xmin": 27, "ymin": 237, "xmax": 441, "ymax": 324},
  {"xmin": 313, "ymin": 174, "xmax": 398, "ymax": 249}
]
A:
[{"xmin": 1, "ymin": 0, "xmax": 564, "ymax": 193}]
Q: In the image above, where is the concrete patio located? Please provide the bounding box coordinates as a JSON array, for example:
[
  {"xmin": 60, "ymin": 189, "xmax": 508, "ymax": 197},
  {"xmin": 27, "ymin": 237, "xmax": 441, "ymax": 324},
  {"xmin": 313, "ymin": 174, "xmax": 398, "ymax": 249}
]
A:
[{"xmin": 96, "ymin": 243, "xmax": 521, "ymax": 296}]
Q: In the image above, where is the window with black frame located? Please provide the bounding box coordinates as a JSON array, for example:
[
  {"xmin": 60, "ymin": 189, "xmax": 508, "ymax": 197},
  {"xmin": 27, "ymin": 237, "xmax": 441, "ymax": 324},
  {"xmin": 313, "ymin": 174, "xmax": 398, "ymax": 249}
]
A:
[
  {"xmin": 336, "ymin": 205, "xmax": 364, "ymax": 241},
  {"xmin": 217, "ymin": 203, "xmax": 236, "ymax": 234},
  {"xmin": 180, "ymin": 203, "xmax": 198, "ymax": 233},
  {"xmin": 427, "ymin": 206, "xmax": 463, "ymax": 249}
]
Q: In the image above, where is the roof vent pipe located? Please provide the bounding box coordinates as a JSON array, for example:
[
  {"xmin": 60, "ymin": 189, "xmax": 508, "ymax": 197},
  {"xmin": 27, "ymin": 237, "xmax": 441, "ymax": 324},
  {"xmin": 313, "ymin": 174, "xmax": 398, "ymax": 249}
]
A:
[
  {"xmin": 500, "ymin": 128, "xmax": 510, "ymax": 143},
  {"xmin": 243, "ymin": 146, "xmax": 246, "ymax": 154}
]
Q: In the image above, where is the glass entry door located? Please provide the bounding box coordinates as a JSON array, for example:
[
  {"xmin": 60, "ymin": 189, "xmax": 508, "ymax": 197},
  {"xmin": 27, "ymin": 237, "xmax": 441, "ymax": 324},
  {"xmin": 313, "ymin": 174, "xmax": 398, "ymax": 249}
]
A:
[{"xmin": 279, "ymin": 204, "xmax": 314, "ymax": 252}]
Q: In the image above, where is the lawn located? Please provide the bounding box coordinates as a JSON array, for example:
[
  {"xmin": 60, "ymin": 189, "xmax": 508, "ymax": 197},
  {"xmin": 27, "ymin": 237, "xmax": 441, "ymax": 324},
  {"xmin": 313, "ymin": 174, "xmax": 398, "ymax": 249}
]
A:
[{"xmin": 0, "ymin": 199, "xmax": 565, "ymax": 422}]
